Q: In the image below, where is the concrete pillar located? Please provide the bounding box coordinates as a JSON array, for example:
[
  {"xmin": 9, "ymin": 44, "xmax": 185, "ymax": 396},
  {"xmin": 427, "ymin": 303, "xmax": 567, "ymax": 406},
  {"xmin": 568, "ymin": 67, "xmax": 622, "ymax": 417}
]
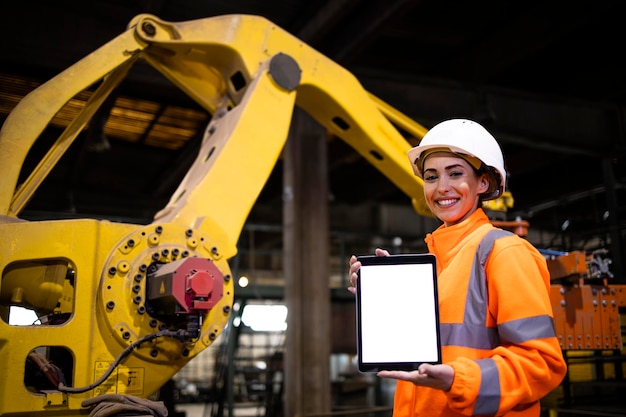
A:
[{"xmin": 283, "ymin": 108, "xmax": 331, "ymax": 417}]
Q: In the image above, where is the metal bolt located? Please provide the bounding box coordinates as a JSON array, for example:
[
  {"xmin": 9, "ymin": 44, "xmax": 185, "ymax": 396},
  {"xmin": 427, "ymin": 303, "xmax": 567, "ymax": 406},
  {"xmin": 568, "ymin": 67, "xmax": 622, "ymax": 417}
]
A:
[{"xmin": 142, "ymin": 22, "xmax": 156, "ymax": 37}]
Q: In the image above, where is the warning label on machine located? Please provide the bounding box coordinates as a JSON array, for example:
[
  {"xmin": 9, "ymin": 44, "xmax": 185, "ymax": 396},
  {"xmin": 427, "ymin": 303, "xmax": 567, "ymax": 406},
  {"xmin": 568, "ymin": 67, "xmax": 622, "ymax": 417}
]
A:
[{"xmin": 94, "ymin": 361, "xmax": 145, "ymax": 396}]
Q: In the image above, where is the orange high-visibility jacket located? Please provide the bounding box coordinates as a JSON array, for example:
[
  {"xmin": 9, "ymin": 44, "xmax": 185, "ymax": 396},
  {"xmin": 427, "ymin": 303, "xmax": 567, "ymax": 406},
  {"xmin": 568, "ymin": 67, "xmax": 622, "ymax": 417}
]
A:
[{"xmin": 393, "ymin": 209, "xmax": 567, "ymax": 416}]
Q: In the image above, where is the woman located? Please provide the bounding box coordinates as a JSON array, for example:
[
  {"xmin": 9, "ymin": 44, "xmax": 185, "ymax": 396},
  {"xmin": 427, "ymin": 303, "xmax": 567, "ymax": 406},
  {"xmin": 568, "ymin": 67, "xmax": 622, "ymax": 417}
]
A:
[{"xmin": 348, "ymin": 119, "xmax": 567, "ymax": 416}]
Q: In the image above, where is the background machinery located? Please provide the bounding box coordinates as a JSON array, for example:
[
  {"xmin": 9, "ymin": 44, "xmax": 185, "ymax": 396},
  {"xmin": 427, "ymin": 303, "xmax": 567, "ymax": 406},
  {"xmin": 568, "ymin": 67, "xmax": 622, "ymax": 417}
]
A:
[{"xmin": 0, "ymin": 13, "xmax": 625, "ymax": 417}]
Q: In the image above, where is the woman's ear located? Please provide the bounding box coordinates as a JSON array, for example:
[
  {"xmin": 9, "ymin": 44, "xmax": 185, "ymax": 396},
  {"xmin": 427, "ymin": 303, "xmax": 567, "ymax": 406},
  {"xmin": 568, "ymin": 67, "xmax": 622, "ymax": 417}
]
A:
[{"xmin": 479, "ymin": 175, "xmax": 490, "ymax": 193}]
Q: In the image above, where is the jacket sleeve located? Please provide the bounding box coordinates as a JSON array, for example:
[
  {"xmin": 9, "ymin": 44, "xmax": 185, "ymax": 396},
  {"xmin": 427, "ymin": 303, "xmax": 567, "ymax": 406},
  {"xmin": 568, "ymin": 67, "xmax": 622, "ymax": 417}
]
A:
[{"xmin": 445, "ymin": 236, "xmax": 567, "ymax": 416}]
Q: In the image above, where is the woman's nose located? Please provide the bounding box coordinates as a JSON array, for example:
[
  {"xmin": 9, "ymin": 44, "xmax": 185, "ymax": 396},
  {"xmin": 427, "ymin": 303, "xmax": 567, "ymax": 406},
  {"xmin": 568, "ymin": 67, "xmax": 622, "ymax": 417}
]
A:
[{"xmin": 436, "ymin": 177, "xmax": 451, "ymax": 192}]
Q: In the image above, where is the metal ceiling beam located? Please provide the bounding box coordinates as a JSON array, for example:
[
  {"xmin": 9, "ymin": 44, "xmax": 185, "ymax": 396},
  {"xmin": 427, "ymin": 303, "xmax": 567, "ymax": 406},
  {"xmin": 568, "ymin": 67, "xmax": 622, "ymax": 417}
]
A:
[
  {"xmin": 449, "ymin": 3, "xmax": 596, "ymax": 82},
  {"xmin": 294, "ymin": 0, "xmax": 361, "ymax": 44},
  {"xmin": 315, "ymin": 0, "xmax": 418, "ymax": 64}
]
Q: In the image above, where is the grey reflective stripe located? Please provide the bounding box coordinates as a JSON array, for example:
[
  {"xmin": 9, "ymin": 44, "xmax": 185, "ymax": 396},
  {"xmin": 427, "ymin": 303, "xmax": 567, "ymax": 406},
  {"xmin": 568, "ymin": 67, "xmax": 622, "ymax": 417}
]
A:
[
  {"xmin": 442, "ymin": 229, "xmax": 511, "ymax": 348},
  {"xmin": 440, "ymin": 316, "xmax": 556, "ymax": 348},
  {"xmin": 499, "ymin": 315, "xmax": 557, "ymax": 344},
  {"xmin": 442, "ymin": 229, "xmax": 509, "ymax": 416},
  {"xmin": 440, "ymin": 323, "xmax": 499, "ymax": 349},
  {"xmin": 439, "ymin": 228, "xmax": 558, "ymax": 417},
  {"xmin": 464, "ymin": 229, "xmax": 512, "ymax": 328},
  {"xmin": 475, "ymin": 358, "xmax": 501, "ymax": 416}
]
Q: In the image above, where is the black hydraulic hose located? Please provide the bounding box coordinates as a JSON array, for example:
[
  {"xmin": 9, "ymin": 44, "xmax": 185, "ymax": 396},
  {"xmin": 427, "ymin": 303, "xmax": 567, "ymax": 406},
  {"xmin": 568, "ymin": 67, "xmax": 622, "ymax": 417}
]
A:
[{"xmin": 58, "ymin": 329, "xmax": 191, "ymax": 394}]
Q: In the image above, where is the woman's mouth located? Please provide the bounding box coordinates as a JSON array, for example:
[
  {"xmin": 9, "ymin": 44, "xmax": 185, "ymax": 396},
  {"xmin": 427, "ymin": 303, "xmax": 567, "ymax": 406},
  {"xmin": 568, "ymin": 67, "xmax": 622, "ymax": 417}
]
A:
[{"xmin": 436, "ymin": 198, "xmax": 458, "ymax": 208}]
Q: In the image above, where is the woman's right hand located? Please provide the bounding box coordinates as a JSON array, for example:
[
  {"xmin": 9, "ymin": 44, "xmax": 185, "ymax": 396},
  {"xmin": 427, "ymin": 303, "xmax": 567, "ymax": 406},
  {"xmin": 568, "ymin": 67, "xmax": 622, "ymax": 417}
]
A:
[{"xmin": 347, "ymin": 247, "xmax": 390, "ymax": 294}]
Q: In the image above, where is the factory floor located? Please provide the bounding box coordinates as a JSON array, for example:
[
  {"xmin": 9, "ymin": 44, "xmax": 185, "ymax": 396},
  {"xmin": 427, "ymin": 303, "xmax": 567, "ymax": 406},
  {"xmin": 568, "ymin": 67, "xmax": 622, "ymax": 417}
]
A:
[
  {"xmin": 175, "ymin": 402, "xmax": 626, "ymax": 417},
  {"xmin": 176, "ymin": 403, "xmax": 264, "ymax": 417}
]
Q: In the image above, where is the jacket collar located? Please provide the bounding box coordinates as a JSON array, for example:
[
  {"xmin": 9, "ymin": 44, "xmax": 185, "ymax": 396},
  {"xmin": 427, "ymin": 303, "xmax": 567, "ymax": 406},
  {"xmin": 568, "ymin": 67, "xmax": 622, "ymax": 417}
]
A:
[{"xmin": 425, "ymin": 208, "xmax": 492, "ymax": 266}]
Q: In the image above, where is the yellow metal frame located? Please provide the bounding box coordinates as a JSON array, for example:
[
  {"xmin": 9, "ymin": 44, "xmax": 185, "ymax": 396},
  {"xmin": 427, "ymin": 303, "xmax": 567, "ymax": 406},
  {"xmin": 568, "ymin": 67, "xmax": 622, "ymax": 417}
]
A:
[{"xmin": 0, "ymin": 13, "xmax": 429, "ymax": 416}]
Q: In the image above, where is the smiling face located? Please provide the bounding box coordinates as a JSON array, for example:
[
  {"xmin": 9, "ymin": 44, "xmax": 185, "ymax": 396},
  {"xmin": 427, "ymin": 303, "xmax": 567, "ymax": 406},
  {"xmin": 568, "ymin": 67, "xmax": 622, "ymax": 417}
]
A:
[{"xmin": 422, "ymin": 152, "xmax": 489, "ymax": 226}]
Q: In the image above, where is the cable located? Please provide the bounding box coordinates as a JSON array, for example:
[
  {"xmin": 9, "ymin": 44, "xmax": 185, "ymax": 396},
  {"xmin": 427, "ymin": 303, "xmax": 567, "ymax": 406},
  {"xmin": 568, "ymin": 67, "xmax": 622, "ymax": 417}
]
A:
[{"xmin": 58, "ymin": 329, "xmax": 191, "ymax": 394}]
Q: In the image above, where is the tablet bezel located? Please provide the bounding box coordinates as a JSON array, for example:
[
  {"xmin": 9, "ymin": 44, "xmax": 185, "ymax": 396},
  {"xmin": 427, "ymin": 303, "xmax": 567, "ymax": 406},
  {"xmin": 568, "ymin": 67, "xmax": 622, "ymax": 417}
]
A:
[{"xmin": 355, "ymin": 253, "xmax": 441, "ymax": 373}]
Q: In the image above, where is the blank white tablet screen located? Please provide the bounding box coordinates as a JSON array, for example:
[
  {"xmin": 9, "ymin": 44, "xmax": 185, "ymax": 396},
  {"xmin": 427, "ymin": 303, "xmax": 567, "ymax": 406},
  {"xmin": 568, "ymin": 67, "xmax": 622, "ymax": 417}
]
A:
[{"xmin": 359, "ymin": 262, "xmax": 439, "ymax": 364}]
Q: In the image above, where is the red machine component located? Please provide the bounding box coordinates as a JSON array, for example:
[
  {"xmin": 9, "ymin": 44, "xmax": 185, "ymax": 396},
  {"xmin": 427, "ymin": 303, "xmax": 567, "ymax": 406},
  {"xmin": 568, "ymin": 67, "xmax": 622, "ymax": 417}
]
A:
[{"xmin": 146, "ymin": 257, "xmax": 225, "ymax": 316}]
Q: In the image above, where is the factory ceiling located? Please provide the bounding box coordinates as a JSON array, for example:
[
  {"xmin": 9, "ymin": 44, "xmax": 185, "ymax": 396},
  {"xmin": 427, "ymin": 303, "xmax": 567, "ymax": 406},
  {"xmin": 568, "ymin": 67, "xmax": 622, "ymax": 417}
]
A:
[{"xmin": 1, "ymin": 0, "xmax": 625, "ymax": 258}]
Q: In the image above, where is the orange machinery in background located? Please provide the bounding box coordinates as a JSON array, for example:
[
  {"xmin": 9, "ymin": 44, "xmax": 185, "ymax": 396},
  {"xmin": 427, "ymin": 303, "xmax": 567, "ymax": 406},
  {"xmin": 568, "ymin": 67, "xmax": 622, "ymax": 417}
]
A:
[{"xmin": 547, "ymin": 249, "xmax": 625, "ymax": 352}]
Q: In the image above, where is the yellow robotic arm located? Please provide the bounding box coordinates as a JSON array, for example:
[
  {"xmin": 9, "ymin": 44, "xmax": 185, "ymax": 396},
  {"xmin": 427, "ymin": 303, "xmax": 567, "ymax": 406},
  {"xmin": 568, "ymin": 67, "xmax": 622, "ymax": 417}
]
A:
[{"xmin": 0, "ymin": 13, "xmax": 429, "ymax": 416}]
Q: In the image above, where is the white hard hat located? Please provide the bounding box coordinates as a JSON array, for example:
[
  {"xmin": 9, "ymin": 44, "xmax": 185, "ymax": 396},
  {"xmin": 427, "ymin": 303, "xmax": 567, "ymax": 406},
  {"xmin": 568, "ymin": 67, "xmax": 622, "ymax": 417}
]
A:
[{"xmin": 407, "ymin": 119, "xmax": 506, "ymax": 200}]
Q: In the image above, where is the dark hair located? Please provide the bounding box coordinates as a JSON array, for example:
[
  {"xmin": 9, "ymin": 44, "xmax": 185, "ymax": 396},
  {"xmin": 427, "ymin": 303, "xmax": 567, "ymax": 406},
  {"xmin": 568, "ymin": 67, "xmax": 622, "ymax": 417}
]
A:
[{"xmin": 474, "ymin": 165, "xmax": 503, "ymax": 207}]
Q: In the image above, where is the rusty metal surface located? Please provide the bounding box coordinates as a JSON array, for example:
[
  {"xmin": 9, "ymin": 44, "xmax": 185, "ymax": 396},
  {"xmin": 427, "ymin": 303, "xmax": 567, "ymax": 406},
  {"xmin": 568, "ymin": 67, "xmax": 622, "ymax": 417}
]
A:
[
  {"xmin": 550, "ymin": 281, "xmax": 626, "ymax": 351},
  {"xmin": 547, "ymin": 251, "xmax": 588, "ymax": 281}
]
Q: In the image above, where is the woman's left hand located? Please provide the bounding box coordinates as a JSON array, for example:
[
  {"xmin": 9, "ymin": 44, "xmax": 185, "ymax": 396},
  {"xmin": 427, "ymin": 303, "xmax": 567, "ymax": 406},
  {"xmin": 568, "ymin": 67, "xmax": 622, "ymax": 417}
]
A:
[{"xmin": 377, "ymin": 363, "xmax": 454, "ymax": 391}]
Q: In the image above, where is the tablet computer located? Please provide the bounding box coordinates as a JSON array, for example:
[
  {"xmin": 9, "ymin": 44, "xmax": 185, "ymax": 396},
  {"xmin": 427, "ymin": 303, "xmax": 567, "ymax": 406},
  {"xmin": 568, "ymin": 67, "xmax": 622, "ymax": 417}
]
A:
[{"xmin": 355, "ymin": 253, "xmax": 441, "ymax": 372}]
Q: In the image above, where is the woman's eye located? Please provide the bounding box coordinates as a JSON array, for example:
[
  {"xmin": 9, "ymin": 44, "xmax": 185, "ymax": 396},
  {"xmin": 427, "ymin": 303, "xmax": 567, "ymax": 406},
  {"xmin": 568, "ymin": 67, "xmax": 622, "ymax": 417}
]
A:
[{"xmin": 424, "ymin": 174, "xmax": 437, "ymax": 181}]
